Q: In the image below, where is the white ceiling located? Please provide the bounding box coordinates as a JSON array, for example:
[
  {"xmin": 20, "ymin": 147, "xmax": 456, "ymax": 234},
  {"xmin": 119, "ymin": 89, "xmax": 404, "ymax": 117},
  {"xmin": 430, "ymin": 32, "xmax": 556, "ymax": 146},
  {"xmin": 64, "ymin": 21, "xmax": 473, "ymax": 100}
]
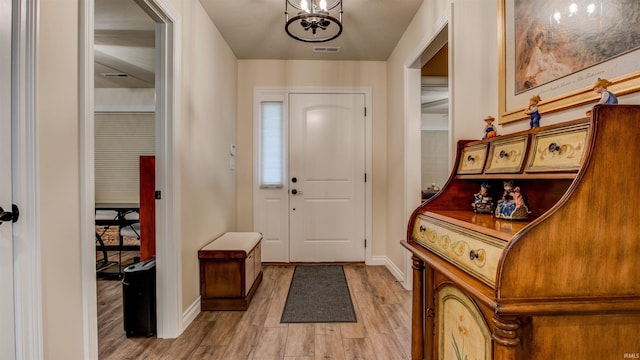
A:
[
  {"xmin": 94, "ymin": 0, "xmax": 424, "ymax": 88},
  {"xmin": 94, "ymin": 0, "xmax": 156, "ymax": 88},
  {"xmin": 200, "ymin": 0, "xmax": 424, "ymax": 61}
]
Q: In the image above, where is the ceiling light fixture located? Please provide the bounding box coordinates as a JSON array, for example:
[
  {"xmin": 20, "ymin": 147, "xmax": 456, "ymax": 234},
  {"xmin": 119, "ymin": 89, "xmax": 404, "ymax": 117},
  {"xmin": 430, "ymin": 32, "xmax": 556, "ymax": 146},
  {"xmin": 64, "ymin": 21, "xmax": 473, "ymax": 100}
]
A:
[{"xmin": 285, "ymin": 0, "xmax": 343, "ymax": 43}]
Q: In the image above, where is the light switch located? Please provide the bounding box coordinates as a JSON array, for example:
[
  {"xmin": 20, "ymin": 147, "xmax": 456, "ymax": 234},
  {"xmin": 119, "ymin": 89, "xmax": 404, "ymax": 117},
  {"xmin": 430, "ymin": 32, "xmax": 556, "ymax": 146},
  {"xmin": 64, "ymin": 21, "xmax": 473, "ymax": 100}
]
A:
[{"xmin": 230, "ymin": 144, "xmax": 236, "ymax": 156}]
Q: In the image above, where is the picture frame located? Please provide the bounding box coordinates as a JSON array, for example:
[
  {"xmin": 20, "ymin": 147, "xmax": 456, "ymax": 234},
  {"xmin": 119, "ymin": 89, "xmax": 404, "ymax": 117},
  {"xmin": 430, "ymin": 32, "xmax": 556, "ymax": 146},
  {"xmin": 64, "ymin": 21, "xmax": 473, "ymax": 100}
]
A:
[{"xmin": 498, "ymin": 0, "xmax": 640, "ymax": 124}]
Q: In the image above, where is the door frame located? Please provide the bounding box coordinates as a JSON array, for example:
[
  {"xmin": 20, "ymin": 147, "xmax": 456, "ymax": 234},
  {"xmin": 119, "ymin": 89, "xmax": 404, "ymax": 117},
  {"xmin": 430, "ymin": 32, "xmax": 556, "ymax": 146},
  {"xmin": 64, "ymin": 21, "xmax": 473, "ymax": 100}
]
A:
[
  {"xmin": 80, "ymin": 0, "xmax": 183, "ymax": 357},
  {"xmin": 253, "ymin": 87, "xmax": 373, "ymax": 264},
  {"xmin": 11, "ymin": 0, "xmax": 43, "ymax": 357}
]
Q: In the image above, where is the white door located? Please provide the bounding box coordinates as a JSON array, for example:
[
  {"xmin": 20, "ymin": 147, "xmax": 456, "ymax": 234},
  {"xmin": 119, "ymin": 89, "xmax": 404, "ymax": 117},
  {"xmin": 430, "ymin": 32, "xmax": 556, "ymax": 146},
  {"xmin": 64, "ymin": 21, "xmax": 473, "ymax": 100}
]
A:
[
  {"xmin": 0, "ymin": 0, "xmax": 16, "ymax": 357},
  {"xmin": 289, "ymin": 93, "xmax": 365, "ymax": 262}
]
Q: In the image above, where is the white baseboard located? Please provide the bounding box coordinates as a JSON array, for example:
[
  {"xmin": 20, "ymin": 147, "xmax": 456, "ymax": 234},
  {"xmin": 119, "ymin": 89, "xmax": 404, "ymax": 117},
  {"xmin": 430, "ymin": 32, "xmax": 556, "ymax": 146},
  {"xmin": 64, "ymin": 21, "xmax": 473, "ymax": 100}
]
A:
[
  {"xmin": 367, "ymin": 255, "xmax": 387, "ymax": 266},
  {"xmin": 369, "ymin": 255, "xmax": 407, "ymax": 286},
  {"xmin": 182, "ymin": 296, "xmax": 201, "ymax": 332},
  {"xmin": 383, "ymin": 257, "xmax": 406, "ymax": 284}
]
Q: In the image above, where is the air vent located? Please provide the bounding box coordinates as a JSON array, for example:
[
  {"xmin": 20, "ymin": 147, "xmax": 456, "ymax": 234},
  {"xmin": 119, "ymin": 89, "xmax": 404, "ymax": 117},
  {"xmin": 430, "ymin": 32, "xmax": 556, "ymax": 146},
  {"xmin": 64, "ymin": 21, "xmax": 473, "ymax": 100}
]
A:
[
  {"xmin": 313, "ymin": 46, "xmax": 341, "ymax": 53},
  {"xmin": 101, "ymin": 72, "xmax": 130, "ymax": 78}
]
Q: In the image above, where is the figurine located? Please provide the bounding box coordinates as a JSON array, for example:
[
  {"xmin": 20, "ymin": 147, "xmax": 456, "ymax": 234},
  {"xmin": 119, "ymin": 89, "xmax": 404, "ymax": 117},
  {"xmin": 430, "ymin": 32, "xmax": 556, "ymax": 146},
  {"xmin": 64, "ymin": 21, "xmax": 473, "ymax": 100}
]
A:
[
  {"xmin": 586, "ymin": 78, "xmax": 618, "ymax": 117},
  {"xmin": 524, "ymin": 95, "xmax": 541, "ymax": 128},
  {"xmin": 422, "ymin": 183, "xmax": 440, "ymax": 200},
  {"xmin": 495, "ymin": 181, "xmax": 530, "ymax": 220},
  {"xmin": 472, "ymin": 182, "xmax": 494, "ymax": 214},
  {"xmin": 482, "ymin": 116, "xmax": 497, "ymax": 139}
]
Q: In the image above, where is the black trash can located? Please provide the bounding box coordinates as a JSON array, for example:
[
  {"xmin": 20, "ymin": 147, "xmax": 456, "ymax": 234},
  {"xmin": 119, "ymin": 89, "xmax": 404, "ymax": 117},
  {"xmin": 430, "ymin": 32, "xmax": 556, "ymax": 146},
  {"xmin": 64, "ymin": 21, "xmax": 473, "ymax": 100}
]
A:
[{"xmin": 122, "ymin": 258, "xmax": 156, "ymax": 337}]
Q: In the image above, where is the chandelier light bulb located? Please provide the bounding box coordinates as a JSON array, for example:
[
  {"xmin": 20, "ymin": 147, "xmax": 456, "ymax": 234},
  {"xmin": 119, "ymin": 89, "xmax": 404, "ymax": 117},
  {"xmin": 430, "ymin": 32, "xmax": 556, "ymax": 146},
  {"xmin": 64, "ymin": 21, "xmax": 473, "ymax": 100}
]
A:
[
  {"xmin": 301, "ymin": 0, "xmax": 309, "ymax": 12},
  {"xmin": 320, "ymin": 0, "xmax": 328, "ymax": 11},
  {"xmin": 569, "ymin": 3, "xmax": 578, "ymax": 15}
]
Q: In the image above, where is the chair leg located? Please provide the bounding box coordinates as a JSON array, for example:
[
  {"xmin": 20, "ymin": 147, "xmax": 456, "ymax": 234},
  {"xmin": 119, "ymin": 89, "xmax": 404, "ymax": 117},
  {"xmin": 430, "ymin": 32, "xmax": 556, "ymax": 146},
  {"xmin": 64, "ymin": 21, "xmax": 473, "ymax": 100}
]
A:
[{"xmin": 95, "ymin": 231, "xmax": 109, "ymax": 267}]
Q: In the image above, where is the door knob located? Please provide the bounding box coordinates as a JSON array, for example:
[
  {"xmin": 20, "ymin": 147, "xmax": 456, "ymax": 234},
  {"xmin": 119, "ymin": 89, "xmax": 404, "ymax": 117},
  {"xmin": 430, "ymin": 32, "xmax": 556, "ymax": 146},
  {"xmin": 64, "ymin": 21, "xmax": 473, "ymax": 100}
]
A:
[
  {"xmin": 291, "ymin": 177, "xmax": 297, "ymax": 183},
  {"xmin": 291, "ymin": 189, "xmax": 298, "ymax": 195},
  {"xmin": 0, "ymin": 204, "xmax": 19, "ymax": 225}
]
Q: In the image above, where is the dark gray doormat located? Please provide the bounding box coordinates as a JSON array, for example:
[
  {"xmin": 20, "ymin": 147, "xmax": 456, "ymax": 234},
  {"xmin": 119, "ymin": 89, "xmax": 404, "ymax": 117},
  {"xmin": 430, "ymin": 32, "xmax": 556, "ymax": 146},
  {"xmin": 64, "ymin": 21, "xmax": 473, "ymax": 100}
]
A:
[{"xmin": 280, "ymin": 265, "xmax": 357, "ymax": 323}]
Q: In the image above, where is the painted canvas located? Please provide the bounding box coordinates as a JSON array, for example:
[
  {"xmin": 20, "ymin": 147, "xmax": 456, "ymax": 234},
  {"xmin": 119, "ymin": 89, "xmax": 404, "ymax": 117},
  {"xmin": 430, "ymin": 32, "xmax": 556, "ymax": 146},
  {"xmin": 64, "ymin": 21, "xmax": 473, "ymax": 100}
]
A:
[{"xmin": 514, "ymin": 0, "xmax": 640, "ymax": 94}]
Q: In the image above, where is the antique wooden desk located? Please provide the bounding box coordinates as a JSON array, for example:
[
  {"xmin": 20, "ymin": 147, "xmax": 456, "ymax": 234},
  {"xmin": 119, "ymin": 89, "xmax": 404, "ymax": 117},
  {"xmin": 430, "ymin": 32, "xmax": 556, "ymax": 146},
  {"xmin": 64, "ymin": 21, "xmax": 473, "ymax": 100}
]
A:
[{"xmin": 402, "ymin": 105, "xmax": 640, "ymax": 359}]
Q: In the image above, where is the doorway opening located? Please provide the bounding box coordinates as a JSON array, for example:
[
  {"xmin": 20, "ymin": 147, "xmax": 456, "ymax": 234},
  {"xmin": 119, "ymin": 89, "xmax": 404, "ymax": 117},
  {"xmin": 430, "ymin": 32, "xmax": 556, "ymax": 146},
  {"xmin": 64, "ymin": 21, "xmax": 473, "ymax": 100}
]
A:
[
  {"xmin": 420, "ymin": 43, "xmax": 450, "ymax": 201},
  {"xmin": 93, "ymin": 0, "xmax": 157, "ymax": 351},
  {"xmin": 82, "ymin": 0, "xmax": 182, "ymax": 356}
]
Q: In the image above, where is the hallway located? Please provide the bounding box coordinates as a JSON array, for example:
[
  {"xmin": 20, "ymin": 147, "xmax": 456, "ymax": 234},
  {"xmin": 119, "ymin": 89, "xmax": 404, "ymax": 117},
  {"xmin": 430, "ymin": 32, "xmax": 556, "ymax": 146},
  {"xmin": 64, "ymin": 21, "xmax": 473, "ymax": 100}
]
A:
[{"xmin": 97, "ymin": 264, "xmax": 412, "ymax": 359}]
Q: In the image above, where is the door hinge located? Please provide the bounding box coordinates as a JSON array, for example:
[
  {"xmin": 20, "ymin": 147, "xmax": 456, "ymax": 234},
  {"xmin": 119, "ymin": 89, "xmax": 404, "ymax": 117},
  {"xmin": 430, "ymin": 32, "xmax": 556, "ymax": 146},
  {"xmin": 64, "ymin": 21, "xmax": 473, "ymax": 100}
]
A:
[
  {"xmin": 364, "ymin": 107, "xmax": 367, "ymax": 116},
  {"xmin": 364, "ymin": 238, "xmax": 367, "ymax": 248},
  {"xmin": 364, "ymin": 173, "xmax": 367, "ymax": 182}
]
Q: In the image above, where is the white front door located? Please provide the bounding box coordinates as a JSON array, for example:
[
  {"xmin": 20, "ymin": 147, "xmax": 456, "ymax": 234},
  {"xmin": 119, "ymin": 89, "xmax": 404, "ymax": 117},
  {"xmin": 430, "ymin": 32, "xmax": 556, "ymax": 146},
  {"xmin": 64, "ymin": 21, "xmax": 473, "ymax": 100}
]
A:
[
  {"xmin": 0, "ymin": 0, "xmax": 16, "ymax": 357},
  {"xmin": 288, "ymin": 93, "xmax": 365, "ymax": 262}
]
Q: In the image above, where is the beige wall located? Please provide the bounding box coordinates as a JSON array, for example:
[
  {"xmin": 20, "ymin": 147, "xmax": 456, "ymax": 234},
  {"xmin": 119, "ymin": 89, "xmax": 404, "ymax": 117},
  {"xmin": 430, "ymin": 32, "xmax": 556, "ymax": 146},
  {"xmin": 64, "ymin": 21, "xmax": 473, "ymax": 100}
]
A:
[
  {"xmin": 236, "ymin": 60, "xmax": 388, "ymax": 257},
  {"xmin": 39, "ymin": 0, "xmax": 84, "ymax": 358},
  {"xmin": 179, "ymin": 0, "xmax": 238, "ymax": 312}
]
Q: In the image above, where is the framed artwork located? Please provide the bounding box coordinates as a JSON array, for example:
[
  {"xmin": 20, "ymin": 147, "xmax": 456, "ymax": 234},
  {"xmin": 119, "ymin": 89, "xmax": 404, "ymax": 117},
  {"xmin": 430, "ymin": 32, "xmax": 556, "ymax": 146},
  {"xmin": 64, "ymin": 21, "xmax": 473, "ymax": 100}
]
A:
[{"xmin": 498, "ymin": 0, "xmax": 640, "ymax": 124}]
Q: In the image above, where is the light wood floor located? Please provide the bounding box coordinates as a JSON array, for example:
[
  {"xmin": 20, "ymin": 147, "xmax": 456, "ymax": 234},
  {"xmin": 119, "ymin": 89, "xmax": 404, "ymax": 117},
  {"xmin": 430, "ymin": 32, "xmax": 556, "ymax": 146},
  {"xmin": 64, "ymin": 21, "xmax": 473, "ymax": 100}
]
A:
[{"xmin": 97, "ymin": 263, "xmax": 413, "ymax": 360}]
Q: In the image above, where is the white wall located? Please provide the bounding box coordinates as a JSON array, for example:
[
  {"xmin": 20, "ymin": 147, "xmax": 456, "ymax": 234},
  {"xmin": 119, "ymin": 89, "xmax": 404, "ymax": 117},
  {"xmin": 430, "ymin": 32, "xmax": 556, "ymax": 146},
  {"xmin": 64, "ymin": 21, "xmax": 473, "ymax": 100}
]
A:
[
  {"xmin": 236, "ymin": 60, "xmax": 388, "ymax": 257},
  {"xmin": 179, "ymin": 0, "xmax": 238, "ymax": 312},
  {"xmin": 94, "ymin": 88, "xmax": 155, "ymax": 111},
  {"xmin": 38, "ymin": 0, "xmax": 84, "ymax": 358},
  {"xmin": 386, "ymin": 0, "xmax": 452, "ymax": 274}
]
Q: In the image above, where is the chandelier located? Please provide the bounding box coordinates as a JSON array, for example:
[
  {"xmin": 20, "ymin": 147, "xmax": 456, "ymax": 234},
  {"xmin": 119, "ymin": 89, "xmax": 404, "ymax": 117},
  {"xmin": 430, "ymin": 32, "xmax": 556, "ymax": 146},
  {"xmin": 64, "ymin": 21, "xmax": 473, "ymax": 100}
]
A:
[{"xmin": 285, "ymin": 0, "xmax": 343, "ymax": 43}]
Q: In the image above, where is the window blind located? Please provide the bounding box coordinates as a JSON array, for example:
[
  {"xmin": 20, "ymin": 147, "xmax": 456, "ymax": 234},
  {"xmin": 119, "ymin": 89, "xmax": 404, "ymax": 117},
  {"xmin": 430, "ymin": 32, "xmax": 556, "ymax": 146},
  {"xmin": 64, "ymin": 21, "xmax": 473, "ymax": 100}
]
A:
[
  {"xmin": 259, "ymin": 102, "xmax": 284, "ymax": 187},
  {"xmin": 95, "ymin": 112, "xmax": 155, "ymax": 204}
]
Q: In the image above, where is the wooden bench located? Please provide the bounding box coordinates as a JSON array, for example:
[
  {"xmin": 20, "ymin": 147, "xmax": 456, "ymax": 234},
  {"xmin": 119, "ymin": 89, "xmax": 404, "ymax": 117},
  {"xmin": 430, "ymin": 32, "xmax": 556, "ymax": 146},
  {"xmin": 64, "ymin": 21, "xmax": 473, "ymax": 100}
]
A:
[{"xmin": 198, "ymin": 232, "xmax": 262, "ymax": 310}]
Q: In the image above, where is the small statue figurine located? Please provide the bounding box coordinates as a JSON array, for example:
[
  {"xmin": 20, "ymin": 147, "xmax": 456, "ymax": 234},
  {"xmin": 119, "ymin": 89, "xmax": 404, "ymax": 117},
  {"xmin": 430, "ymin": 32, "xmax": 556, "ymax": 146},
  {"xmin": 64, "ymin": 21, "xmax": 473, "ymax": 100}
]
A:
[
  {"xmin": 586, "ymin": 77, "xmax": 618, "ymax": 117},
  {"xmin": 482, "ymin": 116, "xmax": 497, "ymax": 139},
  {"xmin": 495, "ymin": 180, "xmax": 530, "ymax": 220},
  {"xmin": 472, "ymin": 182, "xmax": 494, "ymax": 214},
  {"xmin": 524, "ymin": 95, "xmax": 541, "ymax": 128}
]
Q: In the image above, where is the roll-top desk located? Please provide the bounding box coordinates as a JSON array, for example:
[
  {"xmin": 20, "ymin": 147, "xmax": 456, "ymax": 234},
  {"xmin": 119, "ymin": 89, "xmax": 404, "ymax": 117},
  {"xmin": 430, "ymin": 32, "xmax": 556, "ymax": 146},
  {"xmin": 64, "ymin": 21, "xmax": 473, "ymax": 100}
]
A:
[{"xmin": 401, "ymin": 105, "xmax": 640, "ymax": 360}]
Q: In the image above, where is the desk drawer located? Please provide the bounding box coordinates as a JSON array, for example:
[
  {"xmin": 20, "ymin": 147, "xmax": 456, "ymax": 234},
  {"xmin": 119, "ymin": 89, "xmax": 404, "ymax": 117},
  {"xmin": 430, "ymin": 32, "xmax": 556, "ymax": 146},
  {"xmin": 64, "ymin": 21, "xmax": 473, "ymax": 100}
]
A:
[
  {"xmin": 457, "ymin": 143, "xmax": 488, "ymax": 175},
  {"xmin": 412, "ymin": 216, "xmax": 505, "ymax": 287},
  {"xmin": 526, "ymin": 124, "xmax": 589, "ymax": 172},
  {"xmin": 485, "ymin": 135, "xmax": 528, "ymax": 173}
]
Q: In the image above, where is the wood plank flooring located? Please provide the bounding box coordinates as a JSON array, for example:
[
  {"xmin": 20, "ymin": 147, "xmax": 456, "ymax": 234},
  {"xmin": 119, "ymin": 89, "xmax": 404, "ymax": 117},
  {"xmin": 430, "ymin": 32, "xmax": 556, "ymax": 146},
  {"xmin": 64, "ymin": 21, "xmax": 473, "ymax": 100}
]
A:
[{"xmin": 97, "ymin": 263, "xmax": 412, "ymax": 360}]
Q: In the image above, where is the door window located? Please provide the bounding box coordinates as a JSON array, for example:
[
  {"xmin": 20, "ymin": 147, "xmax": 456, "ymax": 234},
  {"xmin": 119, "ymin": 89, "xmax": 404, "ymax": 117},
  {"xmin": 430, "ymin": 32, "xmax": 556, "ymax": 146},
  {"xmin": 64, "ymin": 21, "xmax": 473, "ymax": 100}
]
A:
[{"xmin": 259, "ymin": 102, "xmax": 284, "ymax": 188}]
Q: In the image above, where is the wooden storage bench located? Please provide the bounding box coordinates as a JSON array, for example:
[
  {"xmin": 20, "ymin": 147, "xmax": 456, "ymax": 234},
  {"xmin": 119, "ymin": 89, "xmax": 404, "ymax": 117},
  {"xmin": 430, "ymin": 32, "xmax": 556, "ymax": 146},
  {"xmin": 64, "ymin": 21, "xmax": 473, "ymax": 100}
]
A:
[{"xmin": 198, "ymin": 232, "xmax": 262, "ymax": 310}]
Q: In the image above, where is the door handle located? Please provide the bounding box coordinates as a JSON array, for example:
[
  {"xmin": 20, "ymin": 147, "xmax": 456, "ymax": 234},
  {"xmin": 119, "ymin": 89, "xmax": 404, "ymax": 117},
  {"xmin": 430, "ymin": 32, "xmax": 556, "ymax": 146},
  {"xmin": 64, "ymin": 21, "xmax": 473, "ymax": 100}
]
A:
[
  {"xmin": 0, "ymin": 204, "xmax": 19, "ymax": 225},
  {"xmin": 291, "ymin": 189, "xmax": 303, "ymax": 195}
]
